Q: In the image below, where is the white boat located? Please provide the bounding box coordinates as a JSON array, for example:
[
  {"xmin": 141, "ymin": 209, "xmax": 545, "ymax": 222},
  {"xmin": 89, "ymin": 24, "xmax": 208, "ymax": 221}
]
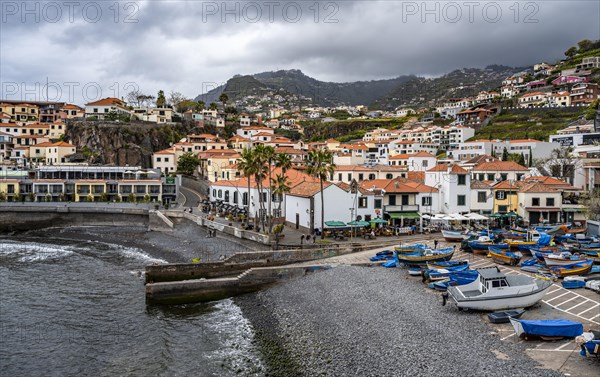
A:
[
  {"xmin": 443, "ymin": 267, "xmax": 552, "ymax": 311},
  {"xmin": 543, "ymin": 253, "xmax": 588, "ymax": 267},
  {"xmin": 442, "ymin": 230, "xmax": 471, "ymax": 242}
]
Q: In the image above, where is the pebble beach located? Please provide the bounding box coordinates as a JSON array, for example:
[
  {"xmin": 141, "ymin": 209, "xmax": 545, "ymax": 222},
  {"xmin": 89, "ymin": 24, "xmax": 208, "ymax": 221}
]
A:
[{"xmin": 236, "ymin": 265, "xmax": 565, "ymax": 377}]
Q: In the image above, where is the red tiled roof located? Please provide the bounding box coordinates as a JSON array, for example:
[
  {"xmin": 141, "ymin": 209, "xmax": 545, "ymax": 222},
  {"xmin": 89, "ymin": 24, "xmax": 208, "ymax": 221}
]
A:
[
  {"xmin": 426, "ymin": 164, "xmax": 468, "ymax": 174},
  {"xmin": 518, "ymin": 182, "xmax": 558, "ymax": 193},
  {"xmin": 85, "ymin": 97, "xmax": 127, "ymax": 107},
  {"xmin": 473, "ymin": 161, "xmax": 529, "ymax": 172}
]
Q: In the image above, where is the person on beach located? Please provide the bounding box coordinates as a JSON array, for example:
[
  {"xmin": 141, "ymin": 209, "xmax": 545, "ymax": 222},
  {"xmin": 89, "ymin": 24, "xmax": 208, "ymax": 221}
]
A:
[{"xmin": 434, "ymin": 239, "xmax": 438, "ymax": 249}]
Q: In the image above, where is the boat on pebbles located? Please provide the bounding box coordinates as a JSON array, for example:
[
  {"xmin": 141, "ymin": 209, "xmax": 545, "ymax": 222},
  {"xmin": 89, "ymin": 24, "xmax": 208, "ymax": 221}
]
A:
[{"xmin": 442, "ymin": 267, "xmax": 552, "ymax": 311}]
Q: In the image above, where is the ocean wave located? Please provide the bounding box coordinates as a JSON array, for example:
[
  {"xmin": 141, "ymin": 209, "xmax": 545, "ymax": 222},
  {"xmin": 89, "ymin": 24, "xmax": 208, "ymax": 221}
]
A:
[{"xmin": 0, "ymin": 240, "xmax": 75, "ymax": 263}]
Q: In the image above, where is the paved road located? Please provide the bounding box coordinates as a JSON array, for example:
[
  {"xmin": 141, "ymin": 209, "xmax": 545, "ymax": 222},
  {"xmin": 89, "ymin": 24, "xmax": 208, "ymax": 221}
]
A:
[{"xmin": 178, "ymin": 186, "xmax": 203, "ymax": 209}]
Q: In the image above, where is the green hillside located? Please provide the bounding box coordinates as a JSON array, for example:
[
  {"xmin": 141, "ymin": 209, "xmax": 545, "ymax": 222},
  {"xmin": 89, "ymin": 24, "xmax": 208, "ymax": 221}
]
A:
[{"xmin": 472, "ymin": 108, "xmax": 588, "ymax": 141}]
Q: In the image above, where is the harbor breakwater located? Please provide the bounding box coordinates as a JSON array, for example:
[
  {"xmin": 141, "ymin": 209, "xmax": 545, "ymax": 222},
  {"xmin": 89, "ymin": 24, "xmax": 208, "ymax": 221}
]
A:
[{"xmin": 0, "ymin": 203, "xmax": 151, "ymax": 231}]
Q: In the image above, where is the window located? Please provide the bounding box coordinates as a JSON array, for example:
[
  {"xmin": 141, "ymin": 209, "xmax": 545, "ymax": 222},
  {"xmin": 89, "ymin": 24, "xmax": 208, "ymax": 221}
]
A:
[
  {"xmin": 487, "ymin": 174, "xmax": 494, "ymax": 181},
  {"xmin": 212, "ymin": 189, "xmax": 216, "ymax": 197},
  {"xmin": 358, "ymin": 197, "xmax": 368, "ymax": 208},
  {"xmin": 546, "ymin": 197, "xmax": 555, "ymax": 207},
  {"xmin": 496, "ymin": 191, "xmax": 505, "ymax": 200},
  {"xmin": 386, "ymin": 174, "xmax": 393, "ymax": 179},
  {"xmin": 374, "ymin": 199, "xmax": 382, "ymax": 209},
  {"xmin": 358, "ymin": 173, "xmax": 364, "ymax": 181},
  {"xmin": 347, "ymin": 173, "xmax": 351, "ymax": 182},
  {"xmin": 498, "ymin": 205, "xmax": 508, "ymax": 213},
  {"xmin": 500, "ymin": 174, "xmax": 508, "ymax": 181},
  {"xmin": 457, "ymin": 195, "xmax": 466, "ymax": 206},
  {"xmin": 477, "ymin": 192, "xmax": 487, "ymax": 203},
  {"xmin": 338, "ymin": 173, "xmax": 342, "ymax": 181},
  {"xmin": 516, "ymin": 173, "xmax": 524, "ymax": 181},
  {"xmin": 422, "ymin": 160, "xmax": 428, "ymax": 167},
  {"xmin": 389, "ymin": 195, "xmax": 396, "ymax": 205},
  {"xmin": 233, "ymin": 192, "xmax": 238, "ymax": 204},
  {"xmin": 157, "ymin": 157, "xmax": 162, "ymax": 162},
  {"xmin": 532, "ymin": 197, "xmax": 540, "ymax": 206},
  {"xmin": 224, "ymin": 191, "xmax": 229, "ymax": 202},
  {"xmin": 421, "ymin": 196, "xmax": 431, "ymax": 206},
  {"xmin": 242, "ymin": 192, "xmax": 248, "ymax": 205},
  {"xmin": 164, "ymin": 158, "xmax": 169, "ymax": 162},
  {"xmin": 218, "ymin": 189, "xmax": 222, "ymax": 198},
  {"xmin": 457, "ymin": 175, "xmax": 466, "ymax": 185}
]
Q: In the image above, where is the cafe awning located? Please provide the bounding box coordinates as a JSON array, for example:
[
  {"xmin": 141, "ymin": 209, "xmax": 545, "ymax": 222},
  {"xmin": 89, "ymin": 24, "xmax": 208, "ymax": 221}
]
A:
[
  {"xmin": 324, "ymin": 221, "xmax": 346, "ymax": 227},
  {"xmin": 525, "ymin": 208, "xmax": 560, "ymax": 212},
  {"xmin": 370, "ymin": 218, "xmax": 388, "ymax": 224},
  {"xmin": 348, "ymin": 220, "xmax": 370, "ymax": 227},
  {"xmin": 388, "ymin": 212, "xmax": 420, "ymax": 220}
]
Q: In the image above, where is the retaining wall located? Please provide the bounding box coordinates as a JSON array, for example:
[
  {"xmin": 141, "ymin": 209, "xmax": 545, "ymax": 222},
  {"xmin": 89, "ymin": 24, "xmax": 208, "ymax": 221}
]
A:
[
  {"xmin": 181, "ymin": 176, "xmax": 209, "ymax": 199},
  {"xmin": 145, "ymin": 264, "xmax": 333, "ymax": 305},
  {"xmin": 162, "ymin": 210, "xmax": 271, "ymax": 244},
  {"xmin": 0, "ymin": 203, "xmax": 150, "ymax": 231}
]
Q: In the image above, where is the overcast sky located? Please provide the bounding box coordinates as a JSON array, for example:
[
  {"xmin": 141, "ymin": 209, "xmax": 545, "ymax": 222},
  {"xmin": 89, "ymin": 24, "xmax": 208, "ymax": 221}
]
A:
[{"xmin": 1, "ymin": 0, "xmax": 599, "ymax": 105}]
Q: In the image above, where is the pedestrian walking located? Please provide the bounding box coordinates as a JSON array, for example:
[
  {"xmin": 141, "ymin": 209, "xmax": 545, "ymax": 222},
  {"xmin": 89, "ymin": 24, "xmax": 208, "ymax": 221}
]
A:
[{"xmin": 434, "ymin": 239, "xmax": 438, "ymax": 250}]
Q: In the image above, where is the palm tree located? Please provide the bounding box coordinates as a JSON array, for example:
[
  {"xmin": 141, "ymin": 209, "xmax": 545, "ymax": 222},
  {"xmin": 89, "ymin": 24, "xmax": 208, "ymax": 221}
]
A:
[
  {"xmin": 252, "ymin": 144, "xmax": 269, "ymax": 232},
  {"xmin": 219, "ymin": 93, "xmax": 229, "ymax": 109},
  {"xmin": 237, "ymin": 148, "xmax": 258, "ymax": 227},
  {"xmin": 260, "ymin": 146, "xmax": 277, "ymax": 232},
  {"xmin": 271, "ymin": 173, "xmax": 291, "ymax": 227},
  {"xmin": 275, "ymin": 153, "xmax": 292, "ymax": 174},
  {"xmin": 306, "ymin": 149, "xmax": 336, "ymax": 239}
]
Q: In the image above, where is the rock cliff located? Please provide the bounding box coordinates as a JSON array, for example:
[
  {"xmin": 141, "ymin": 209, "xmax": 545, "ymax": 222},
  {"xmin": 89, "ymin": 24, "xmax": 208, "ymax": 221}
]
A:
[{"xmin": 65, "ymin": 121, "xmax": 192, "ymax": 168}]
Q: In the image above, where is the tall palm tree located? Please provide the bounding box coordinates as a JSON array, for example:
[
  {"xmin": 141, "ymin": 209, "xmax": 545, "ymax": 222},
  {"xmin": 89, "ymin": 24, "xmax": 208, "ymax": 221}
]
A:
[
  {"xmin": 306, "ymin": 149, "xmax": 336, "ymax": 239},
  {"xmin": 271, "ymin": 173, "xmax": 291, "ymax": 224},
  {"xmin": 237, "ymin": 148, "xmax": 257, "ymax": 227},
  {"xmin": 275, "ymin": 153, "xmax": 292, "ymax": 174},
  {"xmin": 252, "ymin": 144, "xmax": 269, "ymax": 232}
]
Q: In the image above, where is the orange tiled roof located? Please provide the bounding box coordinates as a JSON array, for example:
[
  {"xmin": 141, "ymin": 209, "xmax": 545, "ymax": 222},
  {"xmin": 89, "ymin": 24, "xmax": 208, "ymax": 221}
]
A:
[
  {"xmin": 518, "ymin": 182, "xmax": 558, "ymax": 193},
  {"xmin": 426, "ymin": 164, "xmax": 468, "ymax": 174},
  {"xmin": 85, "ymin": 97, "xmax": 127, "ymax": 107},
  {"xmin": 473, "ymin": 161, "xmax": 529, "ymax": 172},
  {"xmin": 51, "ymin": 141, "xmax": 75, "ymax": 147}
]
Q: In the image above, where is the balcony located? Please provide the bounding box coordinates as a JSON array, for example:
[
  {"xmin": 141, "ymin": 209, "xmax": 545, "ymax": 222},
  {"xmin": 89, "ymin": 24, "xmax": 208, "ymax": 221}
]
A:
[{"xmin": 384, "ymin": 204, "xmax": 419, "ymax": 212}]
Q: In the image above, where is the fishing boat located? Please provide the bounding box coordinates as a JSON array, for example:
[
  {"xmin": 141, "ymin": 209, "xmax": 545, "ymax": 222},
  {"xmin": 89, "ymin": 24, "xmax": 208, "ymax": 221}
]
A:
[
  {"xmin": 488, "ymin": 246, "xmax": 522, "ymax": 266},
  {"xmin": 487, "ymin": 309, "xmax": 525, "ymax": 324},
  {"xmin": 395, "ymin": 247, "xmax": 454, "ymax": 266},
  {"xmin": 442, "ymin": 230, "xmax": 471, "ymax": 242},
  {"xmin": 423, "ymin": 264, "xmax": 470, "ymax": 282},
  {"xmin": 510, "ymin": 318, "xmax": 583, "ymax": 340},
  {"xmin": 426, "ymin": 260, "xmax": 469, "ymax": 270},
  {"xmin": 571, "ymin": 248, "xmax": 600, "ymax": 264},
  {"xmin": 394, "ymin": 244, "xmax": 428, "ymax": 253},
  {"xmin": 549, "ymin": 259, "xmax": 594, "ymax": 277},
  {"xmin": 431, "ymin": 270, "xmax": 479, "ymax": 291},
  {"xmin": 542, "ymin": 252, "xmax": 587, "ymax": 267},
  {"xmin": 561, "ymin": 279, "xmax": 586, "ymax": 289},
  {"xmin": 468, "ymin": 236, "xmax": 508, "ymax": 255},
  {"xmin": 443, "ymin": 267, "xmax": 552, "ymax": 311},
  {"xmin": 369, "ymin": 250, "xmax": 395, "ymax": 261},
  {"xmin": 407, "ymin": 268, "xmax": 422, "ymax": 276}
]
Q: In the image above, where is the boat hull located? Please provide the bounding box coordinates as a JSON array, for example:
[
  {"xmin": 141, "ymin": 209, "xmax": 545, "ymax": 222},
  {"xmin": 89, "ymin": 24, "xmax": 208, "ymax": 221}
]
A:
[
  {"xmin": 447, "ymin": 279, "xmax": 552, "ymax": 311},
  {"xmin": 396, "ymin": 250, "xmax": 454, "ymax": 266},
  {"xmin": 549, "ymin": 260, "xmax": 593, "ymax": 277},
  {"xmin": 442, "ymin": 230, "xmax": 470, "ymax": 242}
]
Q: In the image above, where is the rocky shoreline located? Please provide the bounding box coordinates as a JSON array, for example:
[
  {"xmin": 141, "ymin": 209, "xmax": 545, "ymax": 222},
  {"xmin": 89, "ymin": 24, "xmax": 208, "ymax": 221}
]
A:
[
  {"xmin": 235, "ymin": 266, "xmax": 564, "ymax": 377},
  {"xmin": 7, "ymin": 218, "xmax": 263, "ymax": 264}
]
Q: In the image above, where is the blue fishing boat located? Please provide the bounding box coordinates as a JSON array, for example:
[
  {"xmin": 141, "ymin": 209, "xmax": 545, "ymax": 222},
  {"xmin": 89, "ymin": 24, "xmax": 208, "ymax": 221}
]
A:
[
  {"xmin": 561, "ymin": 279, "xmax": 586, "ymax": 289},
  {"xmin": 426, "ymin": 260, "xmax": 469, "ymax": 270},
  {"xmin": 431, "ymin": 270, "xmax": 479, "ymax": 291},
  {"xmin": 423, "ymin": 264, "xmax": 470, "ymax": 281},
  {"xmin": 394, "ymin": 244, "xmax": 428, "ymax": 253},
  {"xmin": 369, "ymin": 250, "xmax": 395, "ymax": 261},
  {"xmin": 510, "ymin": 318, "xmax": 583, "ymax": 340}
]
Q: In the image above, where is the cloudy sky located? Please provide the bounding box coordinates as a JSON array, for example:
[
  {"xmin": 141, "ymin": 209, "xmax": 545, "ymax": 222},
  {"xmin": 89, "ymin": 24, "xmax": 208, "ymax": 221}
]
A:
[{"xmin": 1, "ymin": 0, "xmax": 598, "ymax": 105}]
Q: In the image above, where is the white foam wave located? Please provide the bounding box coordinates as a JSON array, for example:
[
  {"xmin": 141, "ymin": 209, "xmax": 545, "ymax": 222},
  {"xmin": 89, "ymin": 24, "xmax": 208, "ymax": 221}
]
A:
[{"xmin": 0, "ymin": 241, "xmax": 74, "ymax": 263}]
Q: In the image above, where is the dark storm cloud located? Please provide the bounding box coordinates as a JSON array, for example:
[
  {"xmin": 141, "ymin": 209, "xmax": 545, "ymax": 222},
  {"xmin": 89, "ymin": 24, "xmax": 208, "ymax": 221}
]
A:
[{"xmin": 1, "ymin": 0, "xmax": 599, "ymax": 104}]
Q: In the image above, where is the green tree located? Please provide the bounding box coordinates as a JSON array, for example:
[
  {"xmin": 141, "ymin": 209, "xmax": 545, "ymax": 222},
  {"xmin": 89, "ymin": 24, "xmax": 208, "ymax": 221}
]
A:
[
  {"xmin": 306, "ymin": 149, "xmax": 336, "ymax": 239},
  {"xmin": 564, "ymin": 46, "xmax": 577, "ymax": 58},
  {"xmin": 271, "ymin": 174, "xmax": 291, "ymax": 232},
  {"xmin": 275, "ymin": 153, "xmax": 292, "ymax": 174},
  {"xmin": 577, "ymin": 39, "xmax": 593, "ymax": 52},
  {"xmin": 177, "ymin": 152, "xmax": 201, "ymax": 176},
  {"xmin": 128, "ymin": 193, "xmax": 136, "ymax": 203},
  {"xmin": 195, "ymin": 100, "xmax": 205, "ymax": 112},
  {"xmin": 237, "ymin": 148, "xmax": 259, "ymax": 227},
  {"xmin": 156, "ymin": 90, "xmax": 167, "ymax": 107},
  {"xmin": 0, "ymin": 192, "xmax": 7, "ymax": 202},
  {"xmin": 219, "ymin": 93, "xmax": 229, "ymax": 108},
  {"xmin": 209, "ymin": 102, "xmax": 218, "ymax": 111}
]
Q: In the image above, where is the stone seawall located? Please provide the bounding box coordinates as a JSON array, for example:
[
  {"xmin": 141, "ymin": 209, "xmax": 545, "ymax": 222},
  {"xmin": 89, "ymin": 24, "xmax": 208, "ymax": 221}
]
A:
[
  {"xmin": 145, "ymin": 265, "xmax": 333, "ymax": 305},
  {"xmin": 0, "ymin": 204, "xmax": 150, "ymax": 231}
]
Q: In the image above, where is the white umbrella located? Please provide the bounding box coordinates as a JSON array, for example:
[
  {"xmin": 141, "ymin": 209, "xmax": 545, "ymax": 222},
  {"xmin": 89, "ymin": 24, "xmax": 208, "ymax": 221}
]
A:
[
  {"xmin": 450, "ymin": 213, "xmax": 469, "ymax": 221},
  {"xmin": 465, "ymin": 213, "xmax": 488, "ymax": 221}
]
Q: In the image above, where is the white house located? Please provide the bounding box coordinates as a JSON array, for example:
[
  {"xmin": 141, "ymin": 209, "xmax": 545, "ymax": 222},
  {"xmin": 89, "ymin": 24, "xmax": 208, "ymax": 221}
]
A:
[
  {"xmin": 85, "ymin": 98, "xmax": 131, "ymax": 119},
  {"xmin": 470, "ymin": 180, "xmax": 493, "ymax": 215},
  {"xmin": 388, "ymin": 151, "xmax": 437, "ymax": 171},
  {"xmin": 285, "ymin": 181, "xmax": 375, "ymax": 232},
  {"xmin": 425, "ymin": 164, "xmax": 471, "ymax": 214}
]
